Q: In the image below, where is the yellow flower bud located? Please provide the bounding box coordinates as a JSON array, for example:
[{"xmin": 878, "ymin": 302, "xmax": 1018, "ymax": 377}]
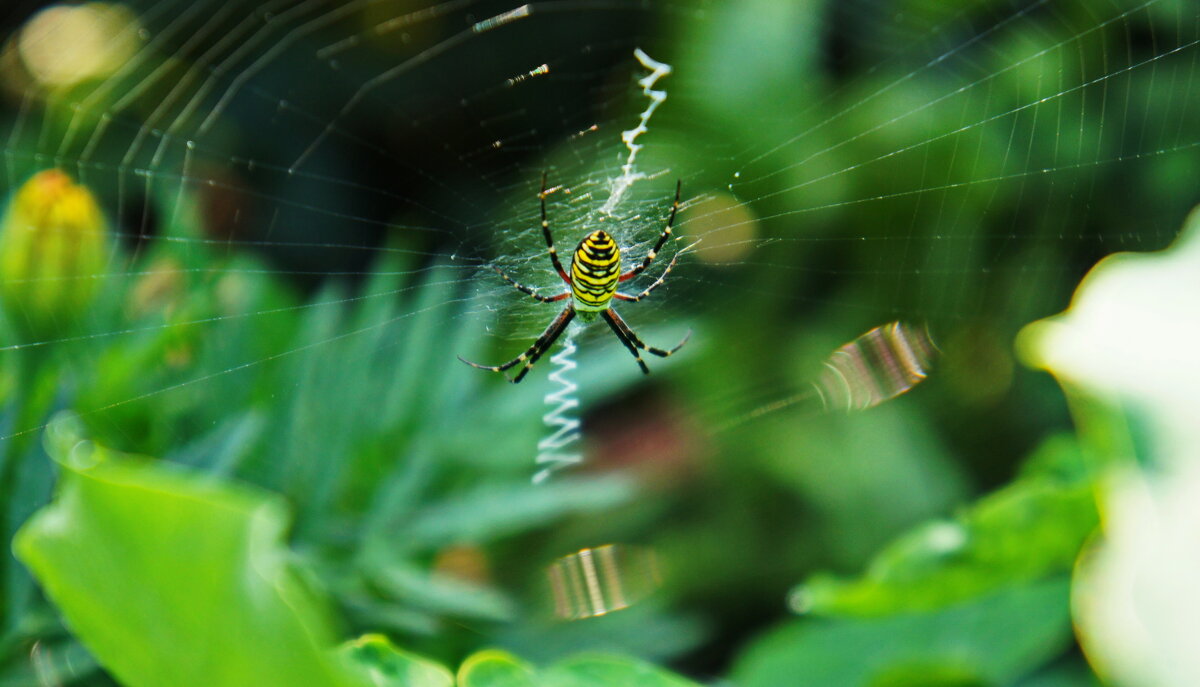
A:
[{"xmin": 0, "ymin": 169, "xmax": 109, "ymax": 338}]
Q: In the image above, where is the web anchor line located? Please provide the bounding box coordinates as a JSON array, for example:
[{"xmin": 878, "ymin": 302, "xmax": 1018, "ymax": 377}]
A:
[{"xmin": 533, "ymin": 327, "xmax": 582, "ymax": 484}]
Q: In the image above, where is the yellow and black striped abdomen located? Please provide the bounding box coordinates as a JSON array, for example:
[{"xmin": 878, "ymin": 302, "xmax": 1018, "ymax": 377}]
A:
[{"xmin": 570, "ymin": 230, "xmax": 620, "ymax": 312}]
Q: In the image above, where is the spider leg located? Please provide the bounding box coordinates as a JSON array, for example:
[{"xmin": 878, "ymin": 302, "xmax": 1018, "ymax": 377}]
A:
[
  {"xmin": 491, "ymin": 266, "xmax": 570, "ymax": 303},
  {"xmin": 613, "ymin": 251, "xmax": 680, "ymax": 302},
  {"xmin": 509, "ymin": 307, "xmax": 576, "ymax": 383},
  {"xmin": 619, "ymin": 179, "xmax": 680, "ymax": 283},
  {"xmin": 605, "ymin": 307, "xmax": 691, "ymax": 359},
  {"xmin": 540, "ymin": 172, "xmax": 571, "ymax": 284},
  {"xmin": 602, "ymin": 309, "xmax": 651, "ymax": 375},
  {"xmin": 458, "ymin": 307, "xmax": 575, "ymax": 383}
]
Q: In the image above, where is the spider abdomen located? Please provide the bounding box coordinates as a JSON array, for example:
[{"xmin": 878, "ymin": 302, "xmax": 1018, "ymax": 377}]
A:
[{"xmin": 570, "ymin": 229, "xmax": 620, "ymax": 312}]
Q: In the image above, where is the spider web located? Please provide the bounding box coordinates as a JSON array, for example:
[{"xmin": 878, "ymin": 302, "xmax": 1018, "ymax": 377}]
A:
[
  {"xmin": 0, "ymin": 0, "xmax": 1198, "ymax": 678},
  {"xmin": 1, "ymin": 0, "xmax": 1193, "ymax": 371}
]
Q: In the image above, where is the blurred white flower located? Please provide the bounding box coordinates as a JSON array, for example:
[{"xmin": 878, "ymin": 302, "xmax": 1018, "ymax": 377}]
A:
[
  {"xmin": 1020, "ymin": 206, "xmax": 1200, "ymax": 464},
  {"xmin": 1020, "ymin": 204, "xmax": 1200, "ymax": 686},
  {"xmin": 1074, "ymin": 466, "xmax": 1200, "ymax": 687}
]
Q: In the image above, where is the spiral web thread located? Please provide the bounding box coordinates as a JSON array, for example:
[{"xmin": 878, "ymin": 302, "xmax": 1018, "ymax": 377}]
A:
[{"xmin": 533, "ymin": 326, "xmax": 581, "ymax": 484}]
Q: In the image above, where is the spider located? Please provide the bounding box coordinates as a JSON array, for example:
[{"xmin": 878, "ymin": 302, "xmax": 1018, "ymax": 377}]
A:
[{"xmin": 459, "ymin": 173, "xmax": 691, "ymax": 383}]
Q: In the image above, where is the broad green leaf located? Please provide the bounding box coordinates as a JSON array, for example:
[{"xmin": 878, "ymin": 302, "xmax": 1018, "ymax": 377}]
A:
[
  {"xmin": 339, "ymin": 634, "xmax": 452, "ymax": 687},
  {"xmin": 456, "ymin": 649, "xmax": 699, "ymax": 687},
  {"xmin": 457, "ymin": 650, "xmax": 537, "ymax": 687},
  {"xmin": 794, "ymin": 435, "xmax": 1097, "ymax": 617},
  {"xmin": 13, "ymin": 432, "xmax": 369, "ymax": 687},
  {"xmin": 733, "ymin": 578, "xmax": 1073, "ymax": 687}
]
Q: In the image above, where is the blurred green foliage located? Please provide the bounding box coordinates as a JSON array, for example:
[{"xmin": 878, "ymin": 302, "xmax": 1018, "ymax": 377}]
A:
[
  {"xmin": 728, "ymin": 433, "xmax": 1101, "ymax": 686},
  {"xmin": 734, "ymin": 579, "xmax": 1073, "ymax": 687},
  {"xmin": 796, "ymin": 434, "xmax": 1096, "ymax": 617},
  {"xmin": 14, "ymin": 425, "xmax": 700, "ymax": 686},
  {"xmin": 0, "ymin": 181, "xmax": 1139, "ymax": 685},
  {"xmin": 342, "ymin": 635, "xmax": 454, "ymax": 687}
]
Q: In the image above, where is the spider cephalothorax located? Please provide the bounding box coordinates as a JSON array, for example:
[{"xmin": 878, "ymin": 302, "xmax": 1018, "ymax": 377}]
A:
[{"xmin": 459, "ymin": 174, "xmax": 690, "ymax": 383}]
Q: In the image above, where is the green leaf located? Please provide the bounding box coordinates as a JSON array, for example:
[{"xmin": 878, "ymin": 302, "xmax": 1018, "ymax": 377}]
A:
[
  {"xmin": 363, "ymin": 559, "xmax": 515, "ymax": 622},
  {"xmin": 12, "ymin": 438, "xmax": 369, "ymax": 687},
  {"xmin": 457, "ymin": 650, "xmax": 537, "ymax": 687},
  {"xmin": 339, "ymin": 634, "xmax": 452, "ymax": 687},
  {"xmin": 1012, "ymin": 659, "xmax": 1102, "ymax": 687},
  {"xmin": 455, "ymin": 650, "xmax": 700, "ymax": 687},
  {"xmin": 794, "ymin": 434, "xmax": 1097, "ymax": 617},
  {"xmin": 543, "ymin": 654, "xmax": 702, "ymax": 687},
  {"xmin": 733, "ymin": 578, "xmax": 1073, "ymax": 687},
  {"xmin": 0, "ymin": 638, "xmax": 98, "ymax": 687},
  {"xmin": 168, "ymin": 411, "xmax": 265, "ymax": 477},
  {"xmin": 492, "ymin": 602, "xmax": 706, "ymax": 668},
  {"xmin": 403, "ymin": 477, "xmax": 634, "ymax": 548}
]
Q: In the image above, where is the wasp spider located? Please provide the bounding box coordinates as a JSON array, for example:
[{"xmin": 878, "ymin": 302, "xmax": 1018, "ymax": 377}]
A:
[{"xmin": 459, "ymin": 174, "xmax": 690, "ymax": 383}]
